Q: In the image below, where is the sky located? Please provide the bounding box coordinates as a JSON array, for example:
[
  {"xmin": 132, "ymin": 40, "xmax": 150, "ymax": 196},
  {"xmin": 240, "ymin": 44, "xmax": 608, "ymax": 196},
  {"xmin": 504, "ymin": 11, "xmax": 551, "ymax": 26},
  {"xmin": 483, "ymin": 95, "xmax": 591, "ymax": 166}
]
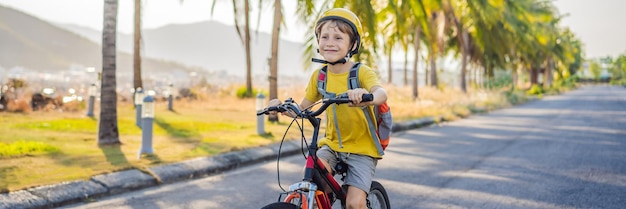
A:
[
  {"xmin": 0, "ymin": 0, "xmax": 624, "ymax": 58},
  {"xmin": 552, "ymin": 0, "xmax": 626, "ymax": 58}
]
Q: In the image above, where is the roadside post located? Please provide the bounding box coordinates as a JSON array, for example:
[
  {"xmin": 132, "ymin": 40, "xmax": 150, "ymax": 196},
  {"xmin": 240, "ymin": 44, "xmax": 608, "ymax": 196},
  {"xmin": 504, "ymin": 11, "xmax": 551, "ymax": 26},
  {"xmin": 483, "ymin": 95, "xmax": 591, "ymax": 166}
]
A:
[
  {"xmin": 138, "ymin": 95, "xmax": 155, "ymax": 158},
  {"xmin": 167, "ymin": 83, "xmax": 174, "ymax": 111},
  {"xmin": 256, "ymin": 93, "xmax": 266, "ymax": 135},
  {"xmin": 134, "ymin": 87, "xmax": 144, "ymax": 128},
  {"xmin": 86, "ymin": 83, "xmax": 97, "ymax": 117}
]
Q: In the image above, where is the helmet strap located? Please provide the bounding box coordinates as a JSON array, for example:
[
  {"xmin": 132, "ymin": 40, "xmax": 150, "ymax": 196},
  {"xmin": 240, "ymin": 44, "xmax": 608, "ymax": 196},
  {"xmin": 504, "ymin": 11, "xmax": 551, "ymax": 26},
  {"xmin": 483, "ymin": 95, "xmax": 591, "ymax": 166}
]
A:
[{"xmin": 312, "ymin": 54, "xmax": 350, "ymax": 65}]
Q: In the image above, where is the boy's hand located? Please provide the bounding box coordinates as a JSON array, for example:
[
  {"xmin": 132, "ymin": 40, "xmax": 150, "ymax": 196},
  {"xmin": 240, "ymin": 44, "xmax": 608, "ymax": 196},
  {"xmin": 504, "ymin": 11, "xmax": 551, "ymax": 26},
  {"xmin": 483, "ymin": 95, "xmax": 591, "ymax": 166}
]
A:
[
  {"xmin": 268, "ymin": 99, "xmax": 282, "ymax": 107},
  {"xmin": 267, "ymin": 99, "xmax": 298, "ymax": 118},
  {"xmin": 267, "ymin": 99, "xmax": 282, "ymax": 115},
  {"xmin": 347, "ymin": 88, "xmax": 371, "ymax": 107}
]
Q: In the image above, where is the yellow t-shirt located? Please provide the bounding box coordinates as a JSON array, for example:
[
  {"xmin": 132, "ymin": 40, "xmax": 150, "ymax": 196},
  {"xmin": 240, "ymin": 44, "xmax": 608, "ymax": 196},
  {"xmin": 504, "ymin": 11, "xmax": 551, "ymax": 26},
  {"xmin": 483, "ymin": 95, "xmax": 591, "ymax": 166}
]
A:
[{"xmin": 304, "ymin": 64, "xmax": 382, "ymax": 158}]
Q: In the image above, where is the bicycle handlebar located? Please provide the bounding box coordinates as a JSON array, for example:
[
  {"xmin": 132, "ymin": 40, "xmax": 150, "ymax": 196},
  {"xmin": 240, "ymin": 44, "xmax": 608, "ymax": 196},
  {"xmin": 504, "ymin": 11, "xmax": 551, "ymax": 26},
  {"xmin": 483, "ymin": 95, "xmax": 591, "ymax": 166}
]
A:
[{"xmin": 256, "ymin": 94, "xmax": 373, "ymax": 118}]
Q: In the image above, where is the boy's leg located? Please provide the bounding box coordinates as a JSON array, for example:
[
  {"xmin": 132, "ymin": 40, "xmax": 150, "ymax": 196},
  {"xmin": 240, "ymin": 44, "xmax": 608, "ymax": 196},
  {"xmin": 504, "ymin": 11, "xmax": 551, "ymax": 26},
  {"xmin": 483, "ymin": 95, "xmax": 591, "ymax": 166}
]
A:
[
  {"xmin": 342, "ymin": 154, "xmax": 377, "ymax": 209},
  {"xmin": 316, "ymin": 145, "xmax": 339, "ymax": 173},
  {"xmin": 346, "ymin": 186, "xmax": 367, "ymax": 209}
]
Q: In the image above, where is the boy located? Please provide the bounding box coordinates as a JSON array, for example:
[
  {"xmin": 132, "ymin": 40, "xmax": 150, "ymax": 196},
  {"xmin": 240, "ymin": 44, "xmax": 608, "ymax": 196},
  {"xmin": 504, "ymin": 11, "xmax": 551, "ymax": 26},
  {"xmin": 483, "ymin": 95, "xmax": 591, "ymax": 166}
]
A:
[{"xmin": 269, "ymin": 8, "xmax": 387, "ymax": 209}]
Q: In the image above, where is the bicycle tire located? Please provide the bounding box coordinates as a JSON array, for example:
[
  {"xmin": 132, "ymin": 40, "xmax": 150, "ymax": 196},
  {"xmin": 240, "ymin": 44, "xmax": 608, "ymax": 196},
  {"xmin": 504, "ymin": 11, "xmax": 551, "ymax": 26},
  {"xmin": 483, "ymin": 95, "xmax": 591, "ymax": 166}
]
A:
[
  {"xmin": 261, "ymin": 202, "xmax": 299, "ymax": 209},
  {"xmin": 367, "ymin": 181, "xmax": 390, "ymax": 209}
]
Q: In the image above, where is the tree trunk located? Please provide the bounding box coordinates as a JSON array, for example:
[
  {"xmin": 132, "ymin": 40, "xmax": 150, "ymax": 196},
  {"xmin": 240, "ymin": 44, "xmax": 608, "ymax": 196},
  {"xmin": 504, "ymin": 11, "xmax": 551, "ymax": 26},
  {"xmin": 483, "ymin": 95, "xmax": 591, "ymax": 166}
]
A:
[
  {"xmin": 244, "ymin": 0, "xmax": 253, "ymax": 96},
  {"xmin": 446, "ymin": 0, "xmax": 466, "ymax": 93},
  {"xmin": 512, "ymin": 63, "xmax": 519, "ymax": 90},
  {"xmin": 530, "ymin": 65, "xmax": 539, "ymax": 86},
  {"xmin": 412, "ymin": 25, "xmax": 421, "ymax": 100},
  {"xmin": 268, "ymin": 0, "xmax": 281, "ymax": 122},
  {"xmin": 424, "ymin": 56, "xmax": 429, "ymax": 85},
  {"xmin": 98, "ymin": 0, "xmax": 120, "ymax": 145},
  {"xmin": 469, "ymin": 63, "xmax": 474, "ymax": 87},
  {"xmin": 543, "ymin": 57, "xmax": 553, "ymax": 88},
  {"xmin": 486, "ymin": 61, "xmax": 494, "ymax": 79},
  {"xmin": 430, "ymin": 55, "xmax": 438, "ymax": 87},
  {"xmin": 459, "ymin": 29, "xmax": 468, "ymax": 93},
  {"xmin": 133, "ymin": 0, "xmax": 142, "ymax": 91},
  {"xmin": 403, "ymin": 52, "xmax": 408, "ymax": 86}
]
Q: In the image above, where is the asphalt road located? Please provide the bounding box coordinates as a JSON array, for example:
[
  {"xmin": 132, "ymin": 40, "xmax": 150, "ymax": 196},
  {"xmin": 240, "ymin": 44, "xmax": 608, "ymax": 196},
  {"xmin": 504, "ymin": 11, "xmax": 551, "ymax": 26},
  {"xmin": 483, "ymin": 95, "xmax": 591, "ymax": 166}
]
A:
[{"xmin": 62, "ymin": 85, "xmax": 626, "ymax": 209}]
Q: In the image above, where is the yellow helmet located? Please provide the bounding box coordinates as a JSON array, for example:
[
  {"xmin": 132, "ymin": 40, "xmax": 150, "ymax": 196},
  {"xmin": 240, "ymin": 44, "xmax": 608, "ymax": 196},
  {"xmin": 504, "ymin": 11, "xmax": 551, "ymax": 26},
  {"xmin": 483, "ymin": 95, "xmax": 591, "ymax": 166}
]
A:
[{"xmin": 315, "ymin": 8, "xmax": 363, "ymax": 56}]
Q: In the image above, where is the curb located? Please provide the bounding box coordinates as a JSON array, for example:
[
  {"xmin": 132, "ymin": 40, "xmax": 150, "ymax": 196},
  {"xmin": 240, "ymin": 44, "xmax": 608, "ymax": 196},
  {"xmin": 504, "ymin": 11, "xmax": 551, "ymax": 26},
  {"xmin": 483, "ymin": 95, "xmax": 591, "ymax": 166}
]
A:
[{"xmin": 0, "ymin": 116, "xmax": 442, "ymax": 209}]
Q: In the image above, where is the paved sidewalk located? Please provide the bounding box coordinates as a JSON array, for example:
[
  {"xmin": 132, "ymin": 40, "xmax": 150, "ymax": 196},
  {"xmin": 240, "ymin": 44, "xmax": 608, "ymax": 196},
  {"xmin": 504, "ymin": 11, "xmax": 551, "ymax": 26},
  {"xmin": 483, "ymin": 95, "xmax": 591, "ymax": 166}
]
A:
[{"xmin": 0, "ymin": 116, "xmax": 442, "ymax": 209}]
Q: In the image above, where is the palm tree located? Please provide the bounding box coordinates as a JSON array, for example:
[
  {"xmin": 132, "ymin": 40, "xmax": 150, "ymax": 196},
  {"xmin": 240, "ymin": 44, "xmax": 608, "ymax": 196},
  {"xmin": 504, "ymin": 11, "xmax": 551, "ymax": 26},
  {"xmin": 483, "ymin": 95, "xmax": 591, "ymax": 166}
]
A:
[
  {"xmin": 412, "ymin": 0, "xmax": 444, "ymax": 88},
  {"xmin": 465, "ymin": 0, "xmax": 533, "ymax": 86},
  {"xmin": 517, "ymin": 1, "xmax": 558, "ymax": 87},
  {"xmin": 292, "ymin": 0, "xmax": 580, "ymax": 94},
  {"xmin": 133, "ymin": 0, "xmax": 143, "ymax": 92},
  {"xmin": 407, "ymin": 0, "xmax": 432, "ymax": 99},
  {"xmin": 562, "ymin": 29, "xmax": 584, "ymax": 77},
  {"xmin": 268, "ymin": 0, "xmax": 281, "ymax": 122},
  {"xmin": 98, "ymin": 0, "xmax": 120, "ymax": 145},
  {"xmin": 379, "ymin": 2, "xmax": 398, "ymax": 84},
  {"xmin": 211, "ymin": 0, "xmax": 253, "ymax": 96},
  {"xmin": 428, "ymin": 10, "xmax": 444, "ymax": 88},
  {"xmin": 411, "ymin": 24, "xmax": 422, "ymax": 99},
  {"xmin": 241, "ymin": 1, "xmax": 253, "ymax": 96},
  {"xmin": 383, "ymin": 0, "xmax": 410, "ymax": 87},
  {"xmin": 380, "ymin": 0, "xmax": 430, "ymax": 99},
  {"xmin": 444, "ymin": 0, "xmax": 469, "ymax": 93}
]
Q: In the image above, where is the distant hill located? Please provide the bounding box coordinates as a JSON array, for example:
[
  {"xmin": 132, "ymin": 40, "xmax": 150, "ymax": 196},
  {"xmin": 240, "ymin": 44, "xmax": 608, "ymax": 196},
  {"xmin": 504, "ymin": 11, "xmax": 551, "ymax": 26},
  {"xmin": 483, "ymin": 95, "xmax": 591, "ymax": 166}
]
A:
[
  {"xmin": 59, "ymin": 21, "xmax": 309, "ymax": 79},
  {"xmin": 0, "ymin": 5, "xmax": 207, "ymax": 85},
  {"xmin": 0, "ymin": 5, "xmax": 312, "ymax": 91}
]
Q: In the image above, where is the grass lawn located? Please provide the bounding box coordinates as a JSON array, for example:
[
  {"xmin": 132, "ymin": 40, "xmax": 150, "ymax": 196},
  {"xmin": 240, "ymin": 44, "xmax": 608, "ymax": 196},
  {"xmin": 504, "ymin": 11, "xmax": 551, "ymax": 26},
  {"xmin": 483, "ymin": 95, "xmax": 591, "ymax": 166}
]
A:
[{"xmin": 0, "ymin": 85, "xmax": 525, "ymax": 192}]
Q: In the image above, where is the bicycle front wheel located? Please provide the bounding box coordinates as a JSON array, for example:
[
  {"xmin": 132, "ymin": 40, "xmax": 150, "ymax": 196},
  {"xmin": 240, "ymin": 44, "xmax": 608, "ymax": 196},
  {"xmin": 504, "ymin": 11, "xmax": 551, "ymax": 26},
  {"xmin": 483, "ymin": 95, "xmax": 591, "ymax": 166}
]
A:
[
  {"xmin": 261, "ymin": 202, "xmax": 298, "ymax": 209},
  {"xmin": 367, "ymin": 181, "xmax": 390, "ymax": 209}
]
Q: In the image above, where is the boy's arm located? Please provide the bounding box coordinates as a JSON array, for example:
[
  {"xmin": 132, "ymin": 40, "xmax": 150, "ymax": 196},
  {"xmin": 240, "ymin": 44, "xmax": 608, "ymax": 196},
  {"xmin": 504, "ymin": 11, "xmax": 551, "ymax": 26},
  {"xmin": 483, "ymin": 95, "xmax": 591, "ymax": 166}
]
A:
[
  {"xmin": 369, "ymin": 86, "xmax": 388, "ymax": 106},
  {"xmin": 346, "ymin": 86, "xmax": 387, "ymax": 107},
  {"xmin": 299, "ymin": 98, "xmax": 314, "ymax": 110}
]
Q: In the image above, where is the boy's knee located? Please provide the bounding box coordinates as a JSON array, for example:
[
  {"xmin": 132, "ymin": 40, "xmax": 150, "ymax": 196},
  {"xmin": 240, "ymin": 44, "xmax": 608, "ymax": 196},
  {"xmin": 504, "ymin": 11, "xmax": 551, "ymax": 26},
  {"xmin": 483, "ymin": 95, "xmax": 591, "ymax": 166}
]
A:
[
  {"xmin": 346, "ymin": 186, "xmax": 367, "ymax": 209},
  {"xmin": 319, "ymin": 158, "xmax": 332, "ymax": 172},
  {"xmin": 346, "ymin": 198, "xmax": 366, "ymax": 209}
]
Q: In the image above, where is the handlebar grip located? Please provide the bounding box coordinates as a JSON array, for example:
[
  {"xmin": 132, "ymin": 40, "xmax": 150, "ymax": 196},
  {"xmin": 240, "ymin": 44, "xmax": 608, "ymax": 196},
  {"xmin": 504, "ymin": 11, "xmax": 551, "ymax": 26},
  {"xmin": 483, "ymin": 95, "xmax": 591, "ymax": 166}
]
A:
[
  {"xmin": 256, "ymin": 106, "xmax": 280, "ymax": 115},
  {"xmin": 362, "ymin": 94, "xmax": 373, "ymax": 102}
]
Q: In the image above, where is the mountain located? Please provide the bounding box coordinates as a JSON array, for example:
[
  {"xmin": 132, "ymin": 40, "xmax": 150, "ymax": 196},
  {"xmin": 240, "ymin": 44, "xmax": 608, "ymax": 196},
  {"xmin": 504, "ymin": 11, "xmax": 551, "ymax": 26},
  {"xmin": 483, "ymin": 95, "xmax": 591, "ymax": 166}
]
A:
[
  {"xmin": 0, "ymin": 5, "xmax": 311, "ymax": 91},
  {"xmin": 59, "ymin": 21, "xmax": 309, "ymax": 79},
  {"xmin": 0, "ymin": 5, "xmax": 213, "ymax": 89}
]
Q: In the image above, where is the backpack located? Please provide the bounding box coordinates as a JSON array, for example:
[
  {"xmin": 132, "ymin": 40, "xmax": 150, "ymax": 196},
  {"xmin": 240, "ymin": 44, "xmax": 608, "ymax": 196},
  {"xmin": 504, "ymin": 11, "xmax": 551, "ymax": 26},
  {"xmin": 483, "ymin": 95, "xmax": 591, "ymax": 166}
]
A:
[{"xmin": 317, "ymin": 63, "xmax": 392, "ymax": 156}]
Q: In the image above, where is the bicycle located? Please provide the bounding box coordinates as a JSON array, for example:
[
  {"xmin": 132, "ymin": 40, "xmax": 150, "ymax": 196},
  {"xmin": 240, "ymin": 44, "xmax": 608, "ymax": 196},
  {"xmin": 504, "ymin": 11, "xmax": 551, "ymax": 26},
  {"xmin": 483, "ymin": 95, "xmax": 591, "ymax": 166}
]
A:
[{"xmin": 257, "ymin": 94, "xmax": 390, "ymax": 209}]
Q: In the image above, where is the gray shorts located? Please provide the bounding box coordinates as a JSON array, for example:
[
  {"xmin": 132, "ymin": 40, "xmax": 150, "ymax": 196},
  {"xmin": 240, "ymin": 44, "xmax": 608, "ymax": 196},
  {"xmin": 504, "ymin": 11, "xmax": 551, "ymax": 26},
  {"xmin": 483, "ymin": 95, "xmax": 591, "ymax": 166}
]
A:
[{"xmin": 317, "ymin": 145, "xmax": 378, "ymax": 193}]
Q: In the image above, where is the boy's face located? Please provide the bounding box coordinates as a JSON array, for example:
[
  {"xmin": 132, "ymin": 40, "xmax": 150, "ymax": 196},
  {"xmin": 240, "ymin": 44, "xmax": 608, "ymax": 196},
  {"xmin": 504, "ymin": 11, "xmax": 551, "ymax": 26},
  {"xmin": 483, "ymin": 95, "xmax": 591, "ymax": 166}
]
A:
[{"xmin": 318, "ymin": 22, "xmax": 353, "ymax": 63}]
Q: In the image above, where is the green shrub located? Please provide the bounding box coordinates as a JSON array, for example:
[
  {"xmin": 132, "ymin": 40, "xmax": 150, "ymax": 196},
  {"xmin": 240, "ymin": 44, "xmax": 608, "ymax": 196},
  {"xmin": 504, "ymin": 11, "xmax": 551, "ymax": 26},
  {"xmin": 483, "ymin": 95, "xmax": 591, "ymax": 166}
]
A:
[
  {"xmin": 546, "ymin": 76, "xmax": 578, "ymax": 94},
  {"xmin": 610, "ymin": 78, "xmax": 626, "ymax": 86},
  {"xmin": 235, "ymin": 87, "xmax": 268, "ymax": 99},
  {"xmin": 484, "ymin": 70, "xmax": 513, "ymax": 89},
  {"xmin": 526, "ymin": 84, "xmax": 544, "ymax": 96},
  {"xmin": 236, "ymin": 87, "xmax": 256, "ymax": 99},
  {"xmin": 0, "ymin": 140, "xmax": 59, "ymax": 158},
  {"xmin": 504, "ymin": 90, "xmax": 528, "ymax": 105}
]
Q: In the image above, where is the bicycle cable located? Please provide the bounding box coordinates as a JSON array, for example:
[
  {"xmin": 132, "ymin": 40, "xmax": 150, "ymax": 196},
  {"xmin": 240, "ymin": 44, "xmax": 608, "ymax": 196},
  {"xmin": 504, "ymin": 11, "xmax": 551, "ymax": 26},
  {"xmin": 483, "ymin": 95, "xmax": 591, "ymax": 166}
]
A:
[
  {"xmin": 276, "ymin": 116, "xmax": 297, "ymax": 192},
  {"xmin": 298, "ymin": 99, "xmax": 325, "ymax": 159},
  {"xmin": 274, "ymin": 99, "xmax": 324, "ymax": 192}
]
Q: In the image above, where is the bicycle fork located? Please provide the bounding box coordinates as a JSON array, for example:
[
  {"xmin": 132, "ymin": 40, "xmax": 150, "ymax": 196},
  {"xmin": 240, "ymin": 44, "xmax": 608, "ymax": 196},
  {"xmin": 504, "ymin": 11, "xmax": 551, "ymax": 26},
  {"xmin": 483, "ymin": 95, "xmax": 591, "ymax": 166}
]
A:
[{"xmin": 284, "ymin": 181, "xmax": 333, "ymax": 209}]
